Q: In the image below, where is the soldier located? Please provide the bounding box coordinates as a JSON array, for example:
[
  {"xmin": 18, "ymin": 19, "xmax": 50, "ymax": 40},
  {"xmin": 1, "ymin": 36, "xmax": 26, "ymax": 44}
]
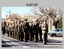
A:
[
  {"xmin": 42, "ymin": 20, "xmax": 48, "ymax": 45},
  {"xmin": 24, "ymin": 19, "xmax": 29, "ymax": 42},
  {"xmin": 14, "ymin": 21, "xmax": 18, "ymax": 39},
  {"xmin": 33, "ymin": 21, "xmax": 38, "ymax": 42},
  {"xmin": 2, "ymin": 22, "xmax": 6, "ymax": 35},
  {"xmin": 10, "ymin": 22, "xmax": 13, "ymax": 37},
  {"xmin": 12, "ymin": 22, "xmax": 14, "ymax": 38},
  {"xmin": 9, "ymin": 23, "xmax": 11, "ymax": 37},
  {"xmin": 23, "ymin": 20, "xmax": 26, "ymax": 42},
  {"xmin": 31, "ymin": 21, "xmax": 34, "ymax": 41},
  {"xmin": 5, "ymin": 22, "xmax": 9, "ymax": 36},
  {"xmin": 13, "ymin": 22, "xmax": 15, "ymax": 38},
  {"xmin": 45, "ymin": 20, "xmax": 48, "ymax": 42},
  {"xmin": 20, "ymin": 20, "xmax": 24, "ymax": 41},
  {"xmin": 39, "ymin": 22, "xmax": 42, "ymax": 41},
  {"xmin": 18, "ymin": 20, "xmax": 21, "ymax": 40},
  {"xmin": 29, "ymin": 22, "xmax": 33, "ymax": 41},
  {"xmin": 26, "ymin": 19, "xmax": 29, "ymax": 40},
  {"xmin": 15, "ymin": 21, "xmax": 18, "ymax": 39},
  {"xmin": 19, "ymin": 20, "xmax": 23, "ymax": 41},
  {"xmin": 36, "ymin": 20, "xmax": 39, "ymax": 41},
  {"xmin": 17, "ymin": 20, "xmax": 20, "ymax": 40}
]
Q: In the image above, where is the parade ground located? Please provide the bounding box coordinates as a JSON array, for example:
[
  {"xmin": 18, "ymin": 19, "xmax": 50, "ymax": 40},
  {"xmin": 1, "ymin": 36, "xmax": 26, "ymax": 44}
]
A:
[{"xmin": 2, "ymin": 34, "xmax": 63, "ymax": 48}]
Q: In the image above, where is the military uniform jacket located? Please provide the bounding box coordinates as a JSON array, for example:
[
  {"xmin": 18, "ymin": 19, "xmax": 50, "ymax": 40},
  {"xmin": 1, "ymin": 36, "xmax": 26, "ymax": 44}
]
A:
[
  {"xmin": 5, "ymin": 25, "xmax": 8, "ymax": 31},
  {"xmin": 24, "ymin": 22, "xmax": 29, "ymax": 32},
  {"xmin": 42, "ymin": 24, "xmax": 46, "ymax": 33}
]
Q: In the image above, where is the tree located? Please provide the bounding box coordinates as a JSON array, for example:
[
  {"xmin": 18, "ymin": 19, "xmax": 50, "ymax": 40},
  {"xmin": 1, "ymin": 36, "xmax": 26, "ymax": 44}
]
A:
[{"xmin": 31, "ymin": 7, "xmax": 63, "ymax": 29}]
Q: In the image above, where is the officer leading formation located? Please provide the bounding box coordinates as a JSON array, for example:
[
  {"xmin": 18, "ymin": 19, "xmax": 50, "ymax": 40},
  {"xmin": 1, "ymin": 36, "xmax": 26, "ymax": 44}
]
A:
[{"xmin": 2, "ymin": 18, "xmax": 48, "ymax": 45}]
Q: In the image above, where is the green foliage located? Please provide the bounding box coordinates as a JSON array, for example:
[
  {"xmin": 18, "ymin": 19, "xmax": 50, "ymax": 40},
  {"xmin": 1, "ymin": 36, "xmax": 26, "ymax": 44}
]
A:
[{"xmin": 57, "ymin": 21, "xmax": 63, "ymax": 29}]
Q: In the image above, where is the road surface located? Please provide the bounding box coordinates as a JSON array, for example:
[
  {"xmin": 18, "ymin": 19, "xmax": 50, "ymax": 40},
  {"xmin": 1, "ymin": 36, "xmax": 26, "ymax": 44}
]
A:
[{"xmin": 2, "ymin": 34, "xmax": 63, "ymax": 48}]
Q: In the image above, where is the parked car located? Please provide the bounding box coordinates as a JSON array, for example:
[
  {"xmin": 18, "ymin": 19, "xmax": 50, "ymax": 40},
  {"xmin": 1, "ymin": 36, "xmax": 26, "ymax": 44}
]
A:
[{"xmin": 48, "ymin": 29, "xmax": 63, "ymax": 37}]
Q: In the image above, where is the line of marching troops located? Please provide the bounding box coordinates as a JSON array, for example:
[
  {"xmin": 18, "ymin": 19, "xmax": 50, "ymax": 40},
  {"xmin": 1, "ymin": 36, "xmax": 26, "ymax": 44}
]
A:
[{"xmin": 2, "ymin": 19, "xmax": 48, "ymax": 45}]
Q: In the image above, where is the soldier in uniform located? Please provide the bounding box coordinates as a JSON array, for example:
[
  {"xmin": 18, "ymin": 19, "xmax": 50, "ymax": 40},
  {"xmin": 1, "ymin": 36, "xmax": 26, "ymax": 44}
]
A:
[
  {"xmin": 29, "ymin": 22, "xmax": 33, "ymax": 41},
  {"xmin": 33, "ymin": 21, "xmax": 38, "ymax": 42},
  {"xmin": 45, "ymin": 20, "xmax": 48, "ymax": 42},
  {"xmin": 23, "ymin": 21, "xmax": 27, "ymax": 42},
  {"xmin": 20, "ymin": 20, "xmax": 24, "ymax": 41},
  {"xmin": 42, "ymin": 20, "xmax": 48, "ymax": 45},
  {"xmin": 17, "ymin": 20, "xmax": 20, "ymax": 40},
  {"xmin": 9, "ymin": 23, "xmax": 11, "ymax": 37},
  {"xmin": 5, "ymin": 22, "xmax": 9, "ymax": 36},
  {"xmin": 31, "ymin": 21, "xmax": 34, "ymax": 41},
  {"xmin": 26, "ymin": 19, "xmax": 29, "ymax": 40},
  {"xmin": 15, "ymin": 21, "xmax": 18, "ymax": 39},
  {"xmin": 10, "ymin": 22, "xmax": 13, "ymax": 37},
  {"xmin": 18, "ymin": 20, "xmax": 21, "ymax": 40},
  {"xmin": 36, "ymin": 20, "xmax": 39, "ymax": 41},
  {"xmin": 14, "ymin": 21, "xmax": 18, "ymax": 39},
  {"xmin": 12, "ymin": 22, "xmax": 14, "ymax": 38},
  {"xmin": 2, "ymin": 22, "xmax": 6, "ymax": 35},
  {"xmin": 19, "ymin": 20, "xmax": 23, "ymax": 41},
  {"xmin": 13, "ymin": 22, "xmax": 15, "ymax": 38},
  {"xmin": 24, "ymin": 19, "xmax": 29, "ymax": 42},
  {"xmin": 39, "ymin": 22, "xmax": 42, "ymax": 41}
]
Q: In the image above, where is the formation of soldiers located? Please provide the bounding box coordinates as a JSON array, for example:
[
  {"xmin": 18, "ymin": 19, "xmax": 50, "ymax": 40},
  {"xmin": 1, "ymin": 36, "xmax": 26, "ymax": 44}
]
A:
[{"xmin": 2, "ymin": 18, "xmax": 48, "ymax": 45}]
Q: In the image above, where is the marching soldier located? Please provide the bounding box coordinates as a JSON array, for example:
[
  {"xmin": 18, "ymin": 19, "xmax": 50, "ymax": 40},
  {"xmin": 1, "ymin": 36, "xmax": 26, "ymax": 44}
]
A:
[
  {"xmin": 19, "ymin": 20, "xmax": 23, "ymax": 41},
  {"xmin": 23, "ymin": 20, "xmax": 26, "ymax": 41},
  {"xmin": 36, "ymin": 21, "xmax": 39, "ymax": 41},
  {"xmin": 18, "ymin": 20, "xmax": 21, "ymax": 40},
  {"xmin": 13, "ymin": 22, "xmax": 15, "ymax": 38},
  {"xmin": 9, "ymin": 23, "xmax": 11, "ymax": 37},
  {"xmin": 29, "ymin": 22, "xmax": 33, "ymax": 41},
  {"xmin": 2, "ymin": 22, "xmax": 6, "ymax": 35},
  {"xmin": 10, "ymin": 23, "xmax": 13, "ymax": 37},
  {"xmin": 31, "ymin": 21, "xmax": 34, "ymax": 41},
  {"xmin": 12, "ymin": 23, "xmax": 14, "ymax": 38},
  {"xmin": 33, "ymin": 21, "xmax": 38, "ymax": 42},
  {"xmin": 5, "ymin": 22, "xmax": 9, "ymax": 36},
  {"xmin": 20, "ymin": 20, "xmax": 24, "ymax": 41},
  {"xmin": 17, "ymin": 20, "xmax": 20, "ymax": 40},
  {"xmin": 39, "ymin": 22, "xmax": 42, "ymax": 41},
  {"xmin": 26, "ymin": 19, "xmax": 29, "ymax": 40},
  {"xmin": 21, "ymin": 20, "xmax": 24, "ymax": 40},
  {"xmin": 45, "ymin": 20, "xmax": 48, "ymax": 42},
  {"xmin": 42, "ymin": 20, "xmax": 48, "ymax": 45},
  {"xmin": 24, "ymin": 19, "xmax": 29, "ymax": 42},
  {"xmin": 14, "ymin": 21, "xmax": 18, "ymax": 39}
]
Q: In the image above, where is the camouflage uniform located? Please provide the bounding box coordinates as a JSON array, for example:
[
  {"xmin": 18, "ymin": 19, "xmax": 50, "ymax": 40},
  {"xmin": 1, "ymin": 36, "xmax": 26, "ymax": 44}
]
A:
[
  {"xmin": 18, "ymin": 22, "xmax": 23, "ymax": 41},
  {"xmin": 5, "ymin": 24, "xmax": 9, "ymax": 36},
  {"xmin": 14, "ymin": 21, "xmax": 18, "ymax": 39},
  {"xmin": 16, "ymin": 23, "xmax": 19, "ymax": 40},
  {"xmin": 24, "ymin": 22, "xmax": 29, "ymax": 42},
  {"xmin": 12, "ymin": 24, "xmax": 14, "ymax": 38},
  {"xmin": 9, "ymin": 24, "xmax": 11, "ymax": 37},
  {"xmin": 2, "ymin": 24, "xmax": 6, "ymax": 35},
  {"xmin": 39, "ymin": 24, "xmax": 42, "ymax": 41},
  {"xmin": 14, "ymin": 22, "xmax": 16, "ymax": 38},
  {"xmin": 10, "ymin": 24, "xmax": 13, "ymax": 37},
  {"xmin": 33, "ymin": 22, "xmax": 38, "ymax": 42},
  {"xmin": 23, "ymin": 21, "xmax": 26, "ymax": 41},
  {"xmin": 29, "ymin": 23, "xmax": 33, "ymax": 41}
]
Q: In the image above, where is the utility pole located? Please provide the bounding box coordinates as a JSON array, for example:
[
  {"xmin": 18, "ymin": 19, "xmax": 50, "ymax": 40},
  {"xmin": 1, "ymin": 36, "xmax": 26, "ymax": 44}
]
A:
[{"xmin": 6, "ymin": 9, "xmax": 11, "ymax": 18}]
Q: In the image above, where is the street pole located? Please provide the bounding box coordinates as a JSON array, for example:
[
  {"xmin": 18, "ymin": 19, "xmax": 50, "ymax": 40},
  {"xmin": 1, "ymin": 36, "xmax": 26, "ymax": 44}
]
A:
[{"xmin": 6, "ymin": 9, "xmax": 11, "ymax": 18}]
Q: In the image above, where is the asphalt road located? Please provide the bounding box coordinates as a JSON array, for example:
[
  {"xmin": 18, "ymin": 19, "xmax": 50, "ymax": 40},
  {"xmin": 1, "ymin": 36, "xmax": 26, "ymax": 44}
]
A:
[{"xmin": 2, "ymin": 34, "xmax": 63, "ymax": 48}]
